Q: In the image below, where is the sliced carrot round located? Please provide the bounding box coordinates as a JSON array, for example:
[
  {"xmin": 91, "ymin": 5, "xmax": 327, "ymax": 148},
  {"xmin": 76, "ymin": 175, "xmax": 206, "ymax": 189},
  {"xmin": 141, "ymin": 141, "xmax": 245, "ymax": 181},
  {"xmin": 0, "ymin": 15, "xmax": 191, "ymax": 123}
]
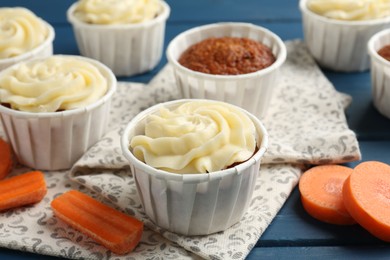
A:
[
  {"xmin": 343, "ymin": 161, "xmax": 390, "ymax": 242},
  {"xmin": 0, "ymin": 138, "xmax": 12, "ymax": 180},
  {"xmin": 299, "ymin": 165, "xmax": 356, "ymax": 225}
]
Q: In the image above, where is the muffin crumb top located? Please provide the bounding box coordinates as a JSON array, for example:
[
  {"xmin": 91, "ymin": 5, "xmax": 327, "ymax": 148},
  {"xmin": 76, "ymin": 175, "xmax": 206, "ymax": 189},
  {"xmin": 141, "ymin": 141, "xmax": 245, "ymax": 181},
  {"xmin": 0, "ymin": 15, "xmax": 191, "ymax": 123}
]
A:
[
  {"xmin": 378, "ymin": 44, "xmax": 390, "ymax": 61},
  {"xmin": 178, "ymin": 37, "xmax": 276, "ymax": 75}
]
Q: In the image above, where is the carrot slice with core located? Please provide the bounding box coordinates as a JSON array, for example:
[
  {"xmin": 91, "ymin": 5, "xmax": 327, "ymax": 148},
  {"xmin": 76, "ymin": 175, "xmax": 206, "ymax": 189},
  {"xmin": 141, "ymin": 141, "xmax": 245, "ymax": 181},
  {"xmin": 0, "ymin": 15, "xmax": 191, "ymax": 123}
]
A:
[
  {"xmin": 51, "ymin": 190, "xmax": 144, "ymax": 255},
  {"xmin": 299, "ymin": 165, "xmax": 356, "ymax": 225},
  {"xmin": 0, "ymin": 171, "xmax": 47, "ymax": 211},
  {"xmin": 343, "ymin": 161, "xmax": 390, "ymax": 242},
  {"xmin": 0, "ymin": 138, "xmax": 12, "ymax": 180}
]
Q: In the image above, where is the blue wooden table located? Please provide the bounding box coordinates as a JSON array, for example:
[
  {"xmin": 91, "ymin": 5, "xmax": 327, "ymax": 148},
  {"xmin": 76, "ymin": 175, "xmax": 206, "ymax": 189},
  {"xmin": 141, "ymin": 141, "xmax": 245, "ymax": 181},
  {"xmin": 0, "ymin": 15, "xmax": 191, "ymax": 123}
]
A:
[{"xmin": 1, "ymin": 0, "xmax": 390, "ymax": 259}]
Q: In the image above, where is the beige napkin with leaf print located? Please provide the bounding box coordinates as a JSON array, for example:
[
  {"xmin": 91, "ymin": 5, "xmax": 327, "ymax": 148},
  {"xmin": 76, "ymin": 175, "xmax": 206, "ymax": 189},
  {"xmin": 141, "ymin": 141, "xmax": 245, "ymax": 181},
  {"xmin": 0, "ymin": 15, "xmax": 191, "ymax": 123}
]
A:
[{"xmin": 0, "ymin": 40, "xmax": 360, "ymax": 260}]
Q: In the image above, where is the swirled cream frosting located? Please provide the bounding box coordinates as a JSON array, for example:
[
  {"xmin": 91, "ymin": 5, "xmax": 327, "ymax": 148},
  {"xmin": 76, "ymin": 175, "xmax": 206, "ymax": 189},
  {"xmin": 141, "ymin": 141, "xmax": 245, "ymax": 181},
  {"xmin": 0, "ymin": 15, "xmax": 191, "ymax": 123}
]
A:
[
  {"xmin": 0, "ymin": 56, "xmax": 108, "ymax": 112},
  {"xmin": 0, "ymin": 7, "xmax": 49, "ymax": 59},
  {"xmin": 73, "ymin": 0, "xmax": 161, "ymax": 24},
  {"xmin": 307, "ymin": 0, "xmax": 390, "ymax": 21},
  {"xmin": 130, "ymin": 101, "xmax": 257, "ymax": 174}
]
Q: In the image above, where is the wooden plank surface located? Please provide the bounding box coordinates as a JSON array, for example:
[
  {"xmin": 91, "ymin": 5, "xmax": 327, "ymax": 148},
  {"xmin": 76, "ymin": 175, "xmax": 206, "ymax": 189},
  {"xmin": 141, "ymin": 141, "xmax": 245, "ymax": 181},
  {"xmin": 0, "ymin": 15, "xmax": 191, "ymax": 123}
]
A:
[{"xmin": 1, "ymin": 0, "xmax": 390, "ymax": 259}]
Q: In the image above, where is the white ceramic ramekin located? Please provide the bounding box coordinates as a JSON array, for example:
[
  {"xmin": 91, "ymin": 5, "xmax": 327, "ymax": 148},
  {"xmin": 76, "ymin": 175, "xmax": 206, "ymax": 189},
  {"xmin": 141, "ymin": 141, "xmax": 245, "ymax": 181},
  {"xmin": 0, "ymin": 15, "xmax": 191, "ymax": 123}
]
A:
[
  {"xmin": 0, "ymin": 20, "xmax": 55, "ymax": 71},
  {"xmin": 166, "ymin": 22, "xmax": 286, "ymax": 119},
  {"xmin": 121, "ymin": 99, "xmax": 269, "ymax": 236},
  {"xmin": 67, "ymin": 0, "xmax": 170, "ymax": 77},
  {"xmin": 368, "ymin": 29, "xmax": 390, "ymax": 119},
  {"xmin": 300, "ymin": 0, "xmax": 390, "ymax": 72},
  {"xmin": 0, "ymin": 55, "xmax": 117, "ymax": 170}
]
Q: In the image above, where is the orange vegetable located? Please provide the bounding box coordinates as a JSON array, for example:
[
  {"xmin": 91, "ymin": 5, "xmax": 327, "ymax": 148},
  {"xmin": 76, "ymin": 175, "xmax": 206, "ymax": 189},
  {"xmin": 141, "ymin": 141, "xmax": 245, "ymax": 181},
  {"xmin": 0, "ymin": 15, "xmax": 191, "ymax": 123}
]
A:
[
  {"xmin": 0, "ymin": 171, "xmax": 47, "ymax": 211},
  {"xmin": 51, "ymin": 190, "xmax": 144, "ymax": 255},
  {"xmin": 343, "ymin": 161, "xmax": 390, "ymax": 242},
  {"xmin": 0, "ymin": 138, "xmax": 12, "ymax": 180},
  {"xmin": 299, "ymin": 165, "xmax": 356, "ymax": 225}
]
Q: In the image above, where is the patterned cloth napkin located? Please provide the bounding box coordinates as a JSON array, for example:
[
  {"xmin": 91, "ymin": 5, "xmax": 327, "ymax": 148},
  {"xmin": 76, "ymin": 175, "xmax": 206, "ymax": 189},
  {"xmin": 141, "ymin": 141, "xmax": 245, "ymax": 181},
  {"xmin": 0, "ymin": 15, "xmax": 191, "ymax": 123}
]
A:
[{"xmin": 0, "ymin": 40, "xmax": 361, "ymax": 260}]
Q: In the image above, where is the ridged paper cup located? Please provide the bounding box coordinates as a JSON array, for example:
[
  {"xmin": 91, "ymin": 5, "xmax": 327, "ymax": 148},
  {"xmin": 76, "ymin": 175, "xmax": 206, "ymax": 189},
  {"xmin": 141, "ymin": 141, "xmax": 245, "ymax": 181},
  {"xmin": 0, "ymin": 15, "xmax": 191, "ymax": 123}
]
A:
[
  {"xmin": 121, "ymin": 99, "xmax": 269, "ymax": 236},
  {"xmin": 67, "ymin": 0, "xmax": 170, "ymax": 77},
  {"xmin": 0, "ymin": 20, "xmax": 54, "ymax": 71},
  {"xmin": 0, "ymin": 55, "xmax": 117, "ymax": 170},
  {"xmin": 166, "ymin": 22, "xmax": 286, "ymax": 119},
  {"xmin": 368, "ymin": 29, "xmax": 390, "ymax": 119},
  {"xmin": 300, "ymin": 0, "xmax": 390, "ymax": 72}
]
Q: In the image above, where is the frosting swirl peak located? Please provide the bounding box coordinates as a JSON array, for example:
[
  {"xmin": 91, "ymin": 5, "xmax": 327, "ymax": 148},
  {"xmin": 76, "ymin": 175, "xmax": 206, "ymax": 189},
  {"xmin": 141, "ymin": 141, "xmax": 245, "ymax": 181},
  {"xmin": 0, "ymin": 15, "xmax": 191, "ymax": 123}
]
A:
[
  {"xmin": 130, "ymin": 101, "xmax": 257, "ymax": 174},
  {"xmin": 0, "ymin": 56, "xmax": 108, "ymax": 112},
  {"xmin": 73, "ymin": 0, "xmax": 161, "ymax": 25},
  {"xmin": 307, "ymin": 0, "xmax": 390, "ymax": 21},
  {"xmin": 0, "ymin": 7, "xmax": 49, "ymax": 59}
]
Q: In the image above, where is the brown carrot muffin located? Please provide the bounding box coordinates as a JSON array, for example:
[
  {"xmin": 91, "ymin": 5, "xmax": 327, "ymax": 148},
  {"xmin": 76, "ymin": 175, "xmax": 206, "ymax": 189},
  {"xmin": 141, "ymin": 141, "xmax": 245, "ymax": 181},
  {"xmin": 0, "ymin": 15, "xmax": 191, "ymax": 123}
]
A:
[
  {"xmin": 378, "ymin": 44, "xmax": 390, "ymax": 61},
  {"xmin": 178, "ymin": 37, "xmax": 276, "ymax": 75}
]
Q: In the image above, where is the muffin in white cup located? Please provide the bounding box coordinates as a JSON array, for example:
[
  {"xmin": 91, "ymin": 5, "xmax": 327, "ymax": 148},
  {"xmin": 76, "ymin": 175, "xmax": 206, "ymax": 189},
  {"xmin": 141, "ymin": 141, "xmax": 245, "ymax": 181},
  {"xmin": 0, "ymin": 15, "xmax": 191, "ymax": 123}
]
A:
[
  {"xmin": 0, "ymin": 7, "xmax": 55, "ymax": 71},
  {"xmin": 67, "ymin": 0, "xmax": 170, "ymax": 77},
  {"xmin": 0, "ymin": 55, "xmax": 117, "ymax": 170},
  {"xmin": 121, "ymin": 99, "xmax": 268, "ymax": 235},
  {"xmin": 166, "ymin": 22, "xmax": 287, "ymax": 119},
  {"xmin": 300, "ymin": 0, "xmax": 390, "ymax": 72},
  {"xmin": 368, "ymin": 28, "xmax": 390, "ymax": 119}
]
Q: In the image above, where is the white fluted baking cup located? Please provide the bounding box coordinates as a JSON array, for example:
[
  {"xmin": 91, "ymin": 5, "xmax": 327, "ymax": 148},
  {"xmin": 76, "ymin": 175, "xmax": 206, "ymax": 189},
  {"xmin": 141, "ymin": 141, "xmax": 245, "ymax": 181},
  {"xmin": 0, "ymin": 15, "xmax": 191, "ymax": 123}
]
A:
[
  {"xmin": 67, "ymin": 0, "xmax": 170, "ymax": 77},
  {"xmin": 121, "ymin": 99, "xmax": 269, "ymax": 236},
  {"xmin": 0, "ymin": 20, "xmax": 54, "ymax": 71},
  {"xmin": 166, "ymin": 22, "xmax": 286, "ymax": 119},
  {"xmin": 300, "ymin": 0, "xmax": 390, "ymax": 72},
  {"xmin": 0, "ymin": 55, "xmax": 117, "ymax": 170},
  {"xmin": 368, "ymin": 29, "xmax": 390, "ymax": 119}
]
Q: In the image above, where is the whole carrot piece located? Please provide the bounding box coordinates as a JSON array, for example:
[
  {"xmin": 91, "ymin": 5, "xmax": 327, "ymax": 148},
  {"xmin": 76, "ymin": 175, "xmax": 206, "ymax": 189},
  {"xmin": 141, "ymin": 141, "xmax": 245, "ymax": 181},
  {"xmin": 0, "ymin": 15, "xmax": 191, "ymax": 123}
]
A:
[
  {"xmin": 343, "ymin": 161, "xmax": 390, "ymax": 242},
  {"xmin": 299, "ymin": 164, "xmax": 356, "ymax": 225},
  {"xmin": 0, "ymin": 171, "xmax": 47, "ymax": 211},
  {"xmin": 51, "ymin": 190, "xmax": 144, "ymax": 255},
  {"xmin": 0, "ymin": 138, "xmax": 12, "ymax": 180}
]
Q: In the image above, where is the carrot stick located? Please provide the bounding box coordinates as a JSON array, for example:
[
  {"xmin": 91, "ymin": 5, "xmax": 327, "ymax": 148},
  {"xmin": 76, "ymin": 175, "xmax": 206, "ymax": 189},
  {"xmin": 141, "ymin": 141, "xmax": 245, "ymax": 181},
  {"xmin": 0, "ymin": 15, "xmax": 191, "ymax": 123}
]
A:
[
  {"xmin": 343, "ymin": 161, "xmax": 390, "ymax": 242},
  {"xmin": 51, "ymin": 190, "xmax": 144, "ymax": 255},
  {"xmin": 0, "ymin": 138, "xmax": 12, "ymax": 180},
  {"xmin": 299, "ymin": 165, "xmax": 356, "ymax": 225},
  {"xmin": 0, "ymin": 171, "xmax": 47, "ymax": 211}
]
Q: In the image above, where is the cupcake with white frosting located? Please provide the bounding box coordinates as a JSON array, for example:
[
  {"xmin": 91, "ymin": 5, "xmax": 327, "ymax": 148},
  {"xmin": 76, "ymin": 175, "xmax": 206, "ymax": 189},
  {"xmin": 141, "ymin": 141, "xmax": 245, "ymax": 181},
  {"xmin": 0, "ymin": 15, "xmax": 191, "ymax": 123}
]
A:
[
  {"xmin": 121, "ymin": 99, "xmax": 268, "ymax": 235},
  {"xmin": 300, "ymin": 0, "xmax": 390, "ymax": 72},
  {"xmin": 0, "ymin": 7, "xmax": 55, "ymax": 71},
  {"xmin": 67, "ymin": 0, "xmax": 170, "ymax": 76},
  {"xmin": 0, "ymin": 55, "xmax": 116, "ymax": 170}
]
